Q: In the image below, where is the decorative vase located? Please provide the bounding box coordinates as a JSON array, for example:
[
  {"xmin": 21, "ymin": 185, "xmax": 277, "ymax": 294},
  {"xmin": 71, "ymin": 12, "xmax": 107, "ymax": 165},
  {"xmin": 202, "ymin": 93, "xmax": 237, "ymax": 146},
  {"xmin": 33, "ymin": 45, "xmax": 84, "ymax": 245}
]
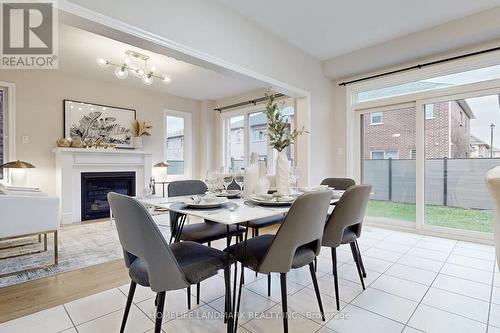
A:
[
  {"xmin": 243, "ymin": 152, "xmax": 259, "ymax": 198},
  {"xmin": 132, "ymin": 137, "xmax": 143, "ymax": 149},
  {"xmin": 254, "ymin": 161, "xmax": 270, "ymax": 195},
  {"xmin": 275, "ymin": 150, "xmax": 290, "ymax": 196}
]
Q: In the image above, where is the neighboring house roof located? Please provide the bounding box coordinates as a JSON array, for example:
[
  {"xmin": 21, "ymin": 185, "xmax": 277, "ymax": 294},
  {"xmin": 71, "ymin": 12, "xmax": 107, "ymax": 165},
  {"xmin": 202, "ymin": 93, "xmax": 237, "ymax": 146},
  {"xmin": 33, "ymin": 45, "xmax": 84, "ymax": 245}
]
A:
[
  {"xmin": 457, "ymin": 99, "xmax": 475, "ymax": 119},
  {"xmin": 470, "ymin": 134, "xmax": 490, "ymax": 148}
]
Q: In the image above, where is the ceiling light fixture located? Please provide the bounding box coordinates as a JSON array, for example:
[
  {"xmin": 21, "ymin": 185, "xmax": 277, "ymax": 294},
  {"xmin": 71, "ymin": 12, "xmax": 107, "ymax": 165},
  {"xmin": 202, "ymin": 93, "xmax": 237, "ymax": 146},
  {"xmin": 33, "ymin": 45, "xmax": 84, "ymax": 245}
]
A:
[{"xmin": 96, "ymin": 50, "xmax": 171, "ymax": 85}]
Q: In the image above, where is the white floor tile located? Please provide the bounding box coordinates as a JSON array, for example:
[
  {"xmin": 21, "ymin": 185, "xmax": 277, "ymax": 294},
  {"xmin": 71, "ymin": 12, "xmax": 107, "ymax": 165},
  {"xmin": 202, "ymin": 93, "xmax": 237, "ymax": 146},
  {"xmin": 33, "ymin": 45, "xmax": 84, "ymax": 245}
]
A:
[
  {"xmin": 384, "ymin": 232, "xmax": 422, "ymax": 246},
  {"xmin": 243, "ymin": 304, "xmax": 322, "ymax": 333},
  {"xmin": 397, "ymin": 254, "xmax": 444, "ymax": 272},
  {"xmin": 385, "ymin": 263, "xmax": 438, "ymax": 286},
  {"xmin": 118, "ymin": 283, "xmax": 156, "ymax": 303},
  {"xmin": 326, "ymin": 304, "xmax": 404, "ymax": 333},
  {"xmin": 244, "ymin": 273, "xmax": 305, "ymax": 302},
  {"xmin": 447, "ymin": 254, "xmax": 494, "ymax": 272},
  {"xmin": 452, "ymin": 247, "xmax": 496, "ymax": 261},
  {"xmin": 402, "ymin": 327, "xmax": 424, "ymax": 333},
  {"xmin": 317, "ymin": 275, "xmax": 364, "ymax": 303},
  {"xmin": 345, "ymin": 256, "xmax": 392, "ymax": 274},
  {"xmin": 370, "ymin": 274, "xmax": 428, "ymax": 302},
  {"xmin": 406, "ymin": 247, "xmax": 450, "ymax": 262},
  {"xmin": 351, "ymin": 288, "xmax": 418, "ymax": 323},
  {"xmin": 76, "ymin": 305, "xmax": 154, "ymax": 333},
  {"xmin": 338, "ymin": 263, "xmax": 380, "ymax": 286},
  {"xmin": 455, "ymin": 241, "xmax": 495, "ymax": 253},
  {"xmin": 364, "ymin": 248, "xmax": 403, "ymax": 262},
  {"xmin": 492, "ymin": 287, "xmax": 500, "ymax": 305},
  {"xmin": 64, "ymin": 288, "xmax": 127, "ymax": 325},
  {"xmin": 408, "ymin": 304, "xmax": 486, "ymax": 333},
  {"xmin": 287, "ymin": 266, "xmax": 327, "ymax": 286},
  {"xmin": 288, "ymin": 286, "xmax": 345, "ymax": 324},
  {"xmin": 489, "ymin": 303, "xmax": 500, "ymax": 328},
  {"xmin": 208, "ymin": 289, "xmax": 276, "ymax": 325},
  {"xmin": 432, "ymin": 274, "xmax": 491, "ymax": 301},
  {"xmin": 135, "ymin": 288, "xmax": 200, "ymax": 323},
  {"xmin": 0, "ymin": 305, "xmax": 73, "ymax": 333},
  {"xmin": 440, "ymin": 263, "xmax": 493, "ymax": 285},
  {"xmin": 372, "ymin": 241, "xmax": 412, "ymax": 254},
  {"xmin": 161, "ymin": 305, "xmax": 229, "ymax": 333},
  {"xmin": 422, "ymin": 288, "xmax": 490, "ymax": 323},
  {"xmin": 416, "ymin": 238, "xmax": 455, "ymax": 252},
  {"xmin": 489, "ymin": 325, "xmax": 500, "ymax": 333}
]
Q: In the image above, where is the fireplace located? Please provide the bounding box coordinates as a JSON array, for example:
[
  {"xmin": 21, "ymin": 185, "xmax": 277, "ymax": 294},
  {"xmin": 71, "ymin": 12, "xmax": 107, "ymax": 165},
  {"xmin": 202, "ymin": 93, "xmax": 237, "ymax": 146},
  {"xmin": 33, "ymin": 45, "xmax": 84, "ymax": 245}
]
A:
[{"xmin": 81, "ymin": 172, "xmax": 136, "ymax": 221}]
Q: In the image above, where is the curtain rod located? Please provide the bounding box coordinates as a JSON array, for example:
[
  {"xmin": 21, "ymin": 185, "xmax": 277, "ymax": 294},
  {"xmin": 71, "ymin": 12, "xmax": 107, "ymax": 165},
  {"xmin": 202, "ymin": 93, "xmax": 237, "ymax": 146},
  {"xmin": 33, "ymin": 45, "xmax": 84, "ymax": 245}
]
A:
[
  {"xmin": 339, "ymin": 45, "xmax": 500, "ymax": 87},
  {"xmin": 214, "ymin": 93, "xmax": 285, "ymax": 113}
]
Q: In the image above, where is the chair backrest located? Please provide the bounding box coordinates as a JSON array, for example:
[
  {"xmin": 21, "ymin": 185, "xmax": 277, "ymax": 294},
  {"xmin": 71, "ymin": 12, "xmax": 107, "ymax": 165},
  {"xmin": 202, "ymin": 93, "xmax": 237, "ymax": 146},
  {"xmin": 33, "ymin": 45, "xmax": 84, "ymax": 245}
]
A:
[
  {"xmin": 108, "ymin": 192, "xmax": 188, "ymax": 292},
  {"xmin": 322, "ymin": 185, "xmax": 372, "ymax": 248},
  {"xmin": 486, "ymin": 167, "xmax": 500, "ymax": 270},
  {"xmin": 259, "ymin": 190, "xmax": 332, "ymax": 273},
  {"xmin": 167, "ymin": 180, "xmax": 208, "ymax": 231},
  {"xmin": 320, "ymin": 178, "xmax": 355, "ymax": 190}
]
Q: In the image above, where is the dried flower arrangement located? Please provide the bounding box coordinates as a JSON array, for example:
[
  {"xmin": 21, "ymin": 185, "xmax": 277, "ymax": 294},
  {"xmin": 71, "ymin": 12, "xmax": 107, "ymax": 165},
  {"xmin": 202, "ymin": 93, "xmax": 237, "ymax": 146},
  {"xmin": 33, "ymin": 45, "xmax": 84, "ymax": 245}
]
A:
[{"xmin": 131, "ymin": 120, "xmax": 152, "ymax": 137}]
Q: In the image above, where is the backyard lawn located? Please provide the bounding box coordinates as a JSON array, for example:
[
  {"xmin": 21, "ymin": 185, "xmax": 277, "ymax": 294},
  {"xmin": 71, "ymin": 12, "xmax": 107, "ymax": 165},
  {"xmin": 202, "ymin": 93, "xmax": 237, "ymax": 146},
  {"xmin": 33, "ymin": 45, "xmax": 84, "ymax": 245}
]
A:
[{"xmin": 366, "ymin": 200, "xmax": 494, "ymax": 233}]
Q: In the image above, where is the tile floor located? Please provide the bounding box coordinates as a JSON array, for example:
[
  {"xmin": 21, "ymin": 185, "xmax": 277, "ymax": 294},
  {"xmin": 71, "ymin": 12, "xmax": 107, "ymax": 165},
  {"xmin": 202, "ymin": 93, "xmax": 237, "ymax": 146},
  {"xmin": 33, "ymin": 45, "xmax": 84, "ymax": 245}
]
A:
[{"xmin": 1, "ymin": 226, "xmax": 498, "ymax": 333}]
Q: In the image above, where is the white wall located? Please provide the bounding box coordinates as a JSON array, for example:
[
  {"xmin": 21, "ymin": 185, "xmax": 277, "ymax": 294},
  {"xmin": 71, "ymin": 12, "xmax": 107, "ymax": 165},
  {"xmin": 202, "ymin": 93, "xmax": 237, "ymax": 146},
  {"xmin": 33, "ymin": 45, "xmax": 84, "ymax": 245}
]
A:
[
  {"xmin": 0, "ymin": 70, "xmax": 201, "ymax": 195},
  {"xmin": 64, "ymin": 0, "xmax": 339, "ymax": 185}
]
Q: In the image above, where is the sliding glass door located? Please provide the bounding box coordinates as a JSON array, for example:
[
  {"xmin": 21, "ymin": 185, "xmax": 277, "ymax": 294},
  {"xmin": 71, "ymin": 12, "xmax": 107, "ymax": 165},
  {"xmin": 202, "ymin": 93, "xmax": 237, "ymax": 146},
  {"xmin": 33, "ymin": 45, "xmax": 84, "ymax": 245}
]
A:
[
  {"xmin": 359, "ymin": 103, "xmax": 416, "ymax": 226},
  {"xmin": 422, "ymin": 93, "xmax": 498, "ymax": 234},
  {"xmin": 357, "ymin": 89, "xmax": 500, "ymax": 238}
]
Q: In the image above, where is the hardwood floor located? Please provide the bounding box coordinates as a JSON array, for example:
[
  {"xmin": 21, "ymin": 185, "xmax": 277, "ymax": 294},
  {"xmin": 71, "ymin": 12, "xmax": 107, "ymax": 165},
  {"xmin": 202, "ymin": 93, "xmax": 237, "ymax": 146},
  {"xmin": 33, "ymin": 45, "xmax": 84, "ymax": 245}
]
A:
[{"xmin": 0, "ymin": 259, "xmax": 129, "ymax": 323}]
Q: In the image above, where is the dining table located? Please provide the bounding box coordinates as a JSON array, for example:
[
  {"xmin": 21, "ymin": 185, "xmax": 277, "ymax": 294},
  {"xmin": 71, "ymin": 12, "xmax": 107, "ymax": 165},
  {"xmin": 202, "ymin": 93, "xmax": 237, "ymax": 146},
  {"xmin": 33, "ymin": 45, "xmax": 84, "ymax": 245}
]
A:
[{"xmin": 138, "ymin": 191, "xmax": 341, "ymax": 333}]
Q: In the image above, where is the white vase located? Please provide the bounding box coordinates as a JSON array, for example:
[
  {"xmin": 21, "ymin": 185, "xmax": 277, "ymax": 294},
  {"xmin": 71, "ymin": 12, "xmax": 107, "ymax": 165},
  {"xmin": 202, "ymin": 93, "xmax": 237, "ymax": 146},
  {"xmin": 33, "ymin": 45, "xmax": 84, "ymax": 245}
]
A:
[
  {"xmin": 132, "ymin": 137, "xmax": 143, "ymax": 149},
  {"xmin": 254, "ymin": 162, "xmax": 270, "ymax": 195},
  {"xmin": 275, "ymin": 150, "xmax": 291, "ymax": 196},
  {"xmin": 243, "ymin": 152, "xmax": 259, "ymax": 198}
]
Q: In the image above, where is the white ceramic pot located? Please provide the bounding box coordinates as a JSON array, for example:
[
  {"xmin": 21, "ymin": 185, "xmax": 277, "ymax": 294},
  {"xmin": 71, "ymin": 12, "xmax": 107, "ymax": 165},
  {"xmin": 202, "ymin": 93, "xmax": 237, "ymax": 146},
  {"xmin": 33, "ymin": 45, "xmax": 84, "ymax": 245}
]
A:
[
  {"xmin": 254, "ymin": 162, "xmax": 270, "ymax": 195},
  {"xmin": 275, "ymin": 150, "xmax": 290, "ymax": 196},
  {"xmin": 243, "ymin": 152, "xmax": 259, "ymax": 198},
  {"xmin": 132, "ymin": 137, "xmax": 143, "ymax": 149}
]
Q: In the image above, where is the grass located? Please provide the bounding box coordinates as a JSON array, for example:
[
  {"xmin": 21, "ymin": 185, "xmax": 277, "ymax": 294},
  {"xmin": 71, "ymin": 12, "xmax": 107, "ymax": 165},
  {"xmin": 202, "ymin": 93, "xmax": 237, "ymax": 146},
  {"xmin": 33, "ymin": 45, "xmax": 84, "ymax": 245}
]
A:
[{"xmin": 366, "ymin": 200, "xmax": 494, "ymax": 233}]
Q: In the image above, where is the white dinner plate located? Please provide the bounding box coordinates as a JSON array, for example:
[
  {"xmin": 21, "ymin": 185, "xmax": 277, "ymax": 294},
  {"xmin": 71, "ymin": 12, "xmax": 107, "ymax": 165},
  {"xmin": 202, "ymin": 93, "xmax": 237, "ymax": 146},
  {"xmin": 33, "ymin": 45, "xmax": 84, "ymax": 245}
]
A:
[
  {"xmin": 182, "ymin": 197, "xmax": 228, "ymax": 209},
  {"xmin": 250, "ymin": 195, "xmax": 295, "ymax": 206},
  {"xmin": 216, "ymin": 190, "xmax": 241, "ymax": 198}
]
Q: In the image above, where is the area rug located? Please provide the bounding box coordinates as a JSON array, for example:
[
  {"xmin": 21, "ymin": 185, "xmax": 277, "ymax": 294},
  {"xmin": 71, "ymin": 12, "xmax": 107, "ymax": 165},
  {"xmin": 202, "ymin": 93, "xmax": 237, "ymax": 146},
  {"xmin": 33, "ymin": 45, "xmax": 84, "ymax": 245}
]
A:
[{"xmin": 0, "ymin": 215, "xmax": 171, "ymax": 288}]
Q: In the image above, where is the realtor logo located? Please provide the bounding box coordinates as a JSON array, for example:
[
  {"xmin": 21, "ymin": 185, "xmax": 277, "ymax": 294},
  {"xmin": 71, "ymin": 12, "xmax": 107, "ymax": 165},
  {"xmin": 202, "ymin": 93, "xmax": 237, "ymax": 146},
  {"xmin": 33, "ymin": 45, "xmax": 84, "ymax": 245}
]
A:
[{"xmin": 0, "ymin": 0, "xmax": 58, "ymax": 68}]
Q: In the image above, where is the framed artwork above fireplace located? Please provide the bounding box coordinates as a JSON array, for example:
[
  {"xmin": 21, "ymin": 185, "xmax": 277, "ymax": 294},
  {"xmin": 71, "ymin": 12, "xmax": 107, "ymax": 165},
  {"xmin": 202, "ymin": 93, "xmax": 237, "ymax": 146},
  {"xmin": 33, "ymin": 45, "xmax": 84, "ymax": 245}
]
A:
[{"xmin": 64, "ymin": 99, "xmax": 136, "ymax": 148}]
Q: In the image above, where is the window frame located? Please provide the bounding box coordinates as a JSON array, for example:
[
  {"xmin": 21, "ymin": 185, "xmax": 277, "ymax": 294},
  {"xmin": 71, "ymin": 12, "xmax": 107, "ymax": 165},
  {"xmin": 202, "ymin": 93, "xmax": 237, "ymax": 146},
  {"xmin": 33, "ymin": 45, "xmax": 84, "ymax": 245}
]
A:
[
  {"xmin": 370, "ymin": 112, "xmax": 383, "ymax": 125},
  {"xmin": 424, "ymin": 104, "xmax": 434, "ymax": 119},
  {"xmin": 163, "ymin": 109, "xmax": 192, "ymax": 180},
  {"xmin": 221, "ymin": 97, "xmax": 296, "ymax": 174},
  {"xmin": 0, "ymin": 82, "xmax": 15, "ymax": 184}
]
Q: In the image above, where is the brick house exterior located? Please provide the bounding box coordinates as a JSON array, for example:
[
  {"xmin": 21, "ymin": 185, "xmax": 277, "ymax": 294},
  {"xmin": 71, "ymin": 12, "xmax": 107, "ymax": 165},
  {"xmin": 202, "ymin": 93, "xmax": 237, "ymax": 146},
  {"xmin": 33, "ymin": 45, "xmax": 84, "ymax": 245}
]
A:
[{"xmin": 363, "ymin": 101, "xmax": 471, "ymax": 160}]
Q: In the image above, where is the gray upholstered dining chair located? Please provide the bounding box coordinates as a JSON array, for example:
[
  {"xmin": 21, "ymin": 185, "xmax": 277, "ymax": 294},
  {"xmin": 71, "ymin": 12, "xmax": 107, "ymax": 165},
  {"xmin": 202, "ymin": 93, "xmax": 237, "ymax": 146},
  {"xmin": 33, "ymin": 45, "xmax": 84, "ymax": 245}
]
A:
[
  {"xmin": 108, "ymin": 192, "xmax": 230, "ymax": 333},
  {"xmin": 168, "ymin": 179, "xmax": 244, "ymax": 307},
  {"xmin": 320, "ymin": 177, "xmax": 356, "ymax": 190},
  {"xmin": 322, "ymin": 184, "xmax": 372, "ymax": 310},
  {"xmin": 227, "ymin": 191, "xmax": 332, "ymax": 333}
]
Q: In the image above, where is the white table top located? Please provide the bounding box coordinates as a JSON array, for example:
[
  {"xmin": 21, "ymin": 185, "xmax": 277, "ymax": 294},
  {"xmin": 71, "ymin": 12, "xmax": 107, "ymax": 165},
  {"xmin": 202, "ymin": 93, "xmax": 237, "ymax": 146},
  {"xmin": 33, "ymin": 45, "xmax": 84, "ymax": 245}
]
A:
[{"xmin": 139, "ymin": 194, "xmax": 339, "ymax": 225}]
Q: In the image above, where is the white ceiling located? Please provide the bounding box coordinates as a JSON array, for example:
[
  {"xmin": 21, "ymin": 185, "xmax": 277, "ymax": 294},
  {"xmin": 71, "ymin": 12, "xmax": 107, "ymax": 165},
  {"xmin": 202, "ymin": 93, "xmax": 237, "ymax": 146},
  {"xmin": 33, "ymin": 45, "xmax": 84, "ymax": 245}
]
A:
[
  {"xmin": 216, "ymin": 0, "xmax": 500, "ymax": 60},
  {"xmin": 59, "ymin": 24, "xmax": 263, "ymax": 100}
]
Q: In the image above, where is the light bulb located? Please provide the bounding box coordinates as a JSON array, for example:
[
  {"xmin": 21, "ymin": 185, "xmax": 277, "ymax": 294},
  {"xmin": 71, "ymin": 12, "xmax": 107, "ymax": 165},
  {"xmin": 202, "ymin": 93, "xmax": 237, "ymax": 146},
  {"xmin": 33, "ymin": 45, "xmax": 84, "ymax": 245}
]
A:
[
  {"xmin": 124, "ymin": 57, "xmax": 131, "ymax": 64},
  {"xmin": 143, "ymin": 75, "xmax": 153, "ymax": 85},
  {"xmin": 96, "ymin": 58, "xmax": 110, "ymax": 68},
  {"xmin": 150, "ymin": 65, "xmax": 156, "ymax": 72},
  {"xmin": 114, "ymin": 66, "xmax": 128, "ymax": 79},
  {"xmin": 162, "ymin": 76, "xmax": 172, "ymax": 83},
  {"xmin": 136, "ymin": 68, "xmax": 145, "ymax": 77}
]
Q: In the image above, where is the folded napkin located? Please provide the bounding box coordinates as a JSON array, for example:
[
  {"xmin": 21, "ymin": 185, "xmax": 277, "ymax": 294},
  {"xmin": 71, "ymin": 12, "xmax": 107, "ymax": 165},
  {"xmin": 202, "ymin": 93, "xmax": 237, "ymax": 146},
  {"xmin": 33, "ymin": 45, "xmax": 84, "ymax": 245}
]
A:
[{"xmin": 298, "ymin": 185, "xmax": 330, "ymax": 192}]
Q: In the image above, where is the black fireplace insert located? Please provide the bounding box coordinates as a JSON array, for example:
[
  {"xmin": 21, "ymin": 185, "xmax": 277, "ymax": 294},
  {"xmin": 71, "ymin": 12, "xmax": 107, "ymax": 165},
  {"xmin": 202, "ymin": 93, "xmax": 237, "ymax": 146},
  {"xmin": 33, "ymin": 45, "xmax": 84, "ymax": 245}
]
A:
[{"xmin": 81, "ymin": 171, "xmax": 136, "ymax": 221}]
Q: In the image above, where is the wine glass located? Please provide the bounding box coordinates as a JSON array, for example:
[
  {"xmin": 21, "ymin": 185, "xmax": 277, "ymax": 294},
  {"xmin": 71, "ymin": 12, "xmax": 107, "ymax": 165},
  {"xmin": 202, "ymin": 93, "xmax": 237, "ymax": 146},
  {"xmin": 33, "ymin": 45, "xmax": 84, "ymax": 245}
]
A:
[
  {"xmin": 234, "ymin": 169, "xmax": 244, "ymax": 191},
  {"xmin": 205, "ymin": 169, "xmax": 218, "ymax": 193},
  {"xmin": 222, "ymin": 168, "xmax": 234, "ymax": 191},
  {"xmin": 290, "ymin": 166, "xmax": 301, "ymax": 193}
]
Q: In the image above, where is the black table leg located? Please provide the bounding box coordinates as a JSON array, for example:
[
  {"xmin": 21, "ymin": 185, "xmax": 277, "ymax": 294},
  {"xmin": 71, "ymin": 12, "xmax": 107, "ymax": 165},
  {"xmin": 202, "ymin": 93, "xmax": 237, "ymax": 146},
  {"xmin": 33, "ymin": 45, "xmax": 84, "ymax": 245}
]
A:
[{"xmin": 225, "ymin": 225, "xmax": 233, "ymax": 333}]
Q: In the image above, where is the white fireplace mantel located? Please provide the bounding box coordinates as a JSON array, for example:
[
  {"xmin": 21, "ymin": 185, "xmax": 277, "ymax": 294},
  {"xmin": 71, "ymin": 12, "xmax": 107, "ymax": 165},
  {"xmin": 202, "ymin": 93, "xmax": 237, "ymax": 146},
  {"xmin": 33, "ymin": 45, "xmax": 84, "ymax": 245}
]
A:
[{"xmin": 53, "ymin": 148, "xmax": 152, "ymax": 224}]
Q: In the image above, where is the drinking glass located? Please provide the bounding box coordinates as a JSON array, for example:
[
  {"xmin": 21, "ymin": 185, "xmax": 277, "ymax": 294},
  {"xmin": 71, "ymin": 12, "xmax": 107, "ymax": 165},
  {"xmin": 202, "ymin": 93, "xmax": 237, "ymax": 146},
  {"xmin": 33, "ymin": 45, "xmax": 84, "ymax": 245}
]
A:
[
  {"xmin": 205, "ymin": 169, "xmax": 218, "ymax": 193},
  {"xmin": 222, "ymin": 169, "xmax": 234, "ymax": 191},
  {"xmin": 234, "ymin": 169, "xmax": 244, "ymax": 190},
  {"xmin": 290, "ymin": 166, "xmax": 301, "ymax": 193}
]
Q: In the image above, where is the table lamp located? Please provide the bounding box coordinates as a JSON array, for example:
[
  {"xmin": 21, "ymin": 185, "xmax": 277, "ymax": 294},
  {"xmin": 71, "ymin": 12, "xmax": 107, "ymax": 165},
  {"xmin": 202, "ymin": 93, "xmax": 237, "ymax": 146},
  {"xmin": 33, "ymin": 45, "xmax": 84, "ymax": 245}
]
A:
[
  {"xmin": 1, "ymin": 160, "xmax": 36, "ymax": 186},
  {"xmin": 153, "ymin": 161, "xmax": 169, "ymax": 181}
]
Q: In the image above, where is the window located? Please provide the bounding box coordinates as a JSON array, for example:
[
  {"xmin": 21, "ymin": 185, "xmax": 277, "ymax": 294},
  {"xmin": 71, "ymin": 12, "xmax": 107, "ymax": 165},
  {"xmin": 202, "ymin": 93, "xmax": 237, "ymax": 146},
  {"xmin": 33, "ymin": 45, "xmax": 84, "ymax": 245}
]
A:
[
  {"xmin": 370, "ymin": 150, "xmax": 398, "ymax": 159},
  {"xmin": 425, "ymin": 104, "xmax": 434, "ymax": 119},
  {"xmin": 371, "ymin": 151, "xmax": 385, "ymax": 159},
  {"xmin": 223, "ymin": 97, "xmax": 296, "ymax": 173},
  {"xmin": 370, "ymin": 112, "xmax": 382, "ymax": 124},
  {"xmin": 410, "ymin": 149, "xmax": 417, "ymax": 159},
  {"xmin": 0, "ymin": 89, "xmax": 4, "ymax": 180},
  {"xmin": 164, "ymin": 111, "xmax": 191, "ymax": 177}
]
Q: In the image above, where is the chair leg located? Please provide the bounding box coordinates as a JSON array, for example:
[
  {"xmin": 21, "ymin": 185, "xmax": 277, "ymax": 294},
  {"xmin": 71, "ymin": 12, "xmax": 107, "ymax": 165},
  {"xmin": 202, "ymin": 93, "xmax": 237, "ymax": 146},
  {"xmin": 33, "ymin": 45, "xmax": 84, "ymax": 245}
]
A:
[
  {"xmin": 196, "ymin": 283, "xmax": 201, "ymax": 305},
  {"xmin": 279, "ymin": 273, "xmax": 288, "ymax": 333},
  {"xmin": 120, "ymin": 281, "xmax": 136, "ymax": 333},
  {"xmin": 331, "ymin": 247, "xmax": 340, "ymax": 311},
  {"xmin": 355, "ymin": 240, "xmax": 367, "ymax": 278},
  {"xmin": 223, "ymin": 265, "xmax": 231, "ymax": 324},
  {"xmin": 309, "ymin": 263, "xmax": 325, "ymax": 321},
  {"xmin": 268, "ymin": 273, "xmax": 272, "ymax": 297},
  {"xmin": 208, "ymin": 241, "xmax": 211, "ymax": 247},
  {"xmin": 187, "ymin": 286, "xmax": 191, "ymax": 309},
  {"xmin": 154, "ymin": 291, "xmax": 166, "ymax": 333},
  {"xmin": 350, "ymin": 242, "xmax": 366, "ymax": 290},
  {"xmin": 234, "ymin": 264, "xmax": 245, "ymax": 330},
  {"xmin": 314, "ymin": 257, "xmax": 318, "ymax": 272},
  {"xmin": 252, "ymin": 228, "xmax": 255, "ymax": 238}
]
